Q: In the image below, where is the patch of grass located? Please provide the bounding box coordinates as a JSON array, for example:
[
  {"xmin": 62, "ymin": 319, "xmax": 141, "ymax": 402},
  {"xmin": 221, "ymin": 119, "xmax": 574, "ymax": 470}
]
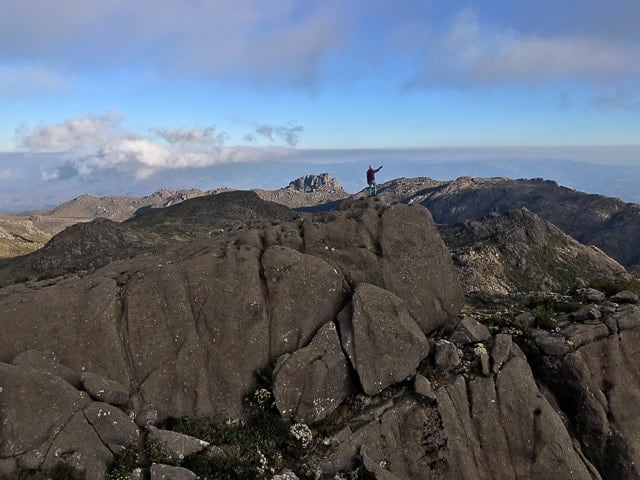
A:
[
  {"xmin": 145, "ymin": 441, "xmax": 173, "ymax": 465},
  {"xmin": 106, "ymin": 447, "xmax": 141, "ymax": 480},
  {"xmin": 177, "ymin": 411, "xmax": 303, "ymax": 479},
  {"xmin": 526, "ymin": 294, "xmax": 575, "ymax": 330},
  {"xmin": 156, "ymin": 369, "xmax": 284, "ymax": 478},
  {"xmin": 418, "ymin": 359, "xmax": 449, "ymax": 389},
  {"xmin": 15, "ymin": 471, "xmax": 45, "ymax": 480},
  {"xmin": 16, "ymin": 463, "xmax": 85, "ymax": 480}
]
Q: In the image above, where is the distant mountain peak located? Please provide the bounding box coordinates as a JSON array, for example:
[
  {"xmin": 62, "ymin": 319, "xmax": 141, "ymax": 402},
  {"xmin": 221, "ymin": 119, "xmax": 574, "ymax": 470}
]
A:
[{"xmin": 287, "ymin": 173, "xmax": 342, "ymax": 193}]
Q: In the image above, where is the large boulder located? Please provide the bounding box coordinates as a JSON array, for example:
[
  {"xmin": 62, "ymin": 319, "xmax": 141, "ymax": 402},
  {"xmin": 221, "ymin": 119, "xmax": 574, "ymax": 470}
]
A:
[
  {"xmin": 302, "ymin": 199, "xmax": 464, "ymax": 333},
  {"xmin": 537, "ymin": 324, "xmax": 640, "ymax": 479},
  {"xmin": 83, "ymin": 402, "xmax": 142, "ymax": 454},
  {"xmin": 123, "ymin": 241, "xmax": 272, "ymax": 420},
  {"xmin": 0, "ymin": 363, "xmax": 111, "ymax": 478},
  {"xmin": 341, "ymin": 283, "xmax": 429, "ymax": 395},
  {"xmin": 449, "ymin": 316, "xmax": 491, "ymax": 344},
  {"xmin": 273, "ymin": 322, "xmax": 352, "ymax": 423},
  {"xmin": 82, "ymin": 372, "xmax": 129, "ymax": 406},
  {"xmin": 146, "ymin": 428, "xmax": 210, "ymax": 465},
  {"xmin": 11, "ymin": 349, "xmax": 81, "ymax": 388},
  {"xmin": 0, "ymin": 274, "xmax": 128, "ymax": 383},
  {"xmin": 261, "ymin": 245, "xmax": 347, "ymax": 358},
  {"xmin": 0, "ymin": 198, "xmax": 467, "ymax": 478}
]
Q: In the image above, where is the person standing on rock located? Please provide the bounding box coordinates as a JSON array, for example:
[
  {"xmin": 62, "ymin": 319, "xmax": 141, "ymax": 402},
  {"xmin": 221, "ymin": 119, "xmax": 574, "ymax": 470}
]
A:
[{"xmin": 367, "ymin": 164, "xmax": 382, "ymax": 197}]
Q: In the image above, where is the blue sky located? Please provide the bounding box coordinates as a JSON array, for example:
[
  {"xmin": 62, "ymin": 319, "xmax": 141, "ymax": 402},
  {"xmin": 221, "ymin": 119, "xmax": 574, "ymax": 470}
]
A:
[{"xmin": 1, "ymin": 0, "xmax": 639, "ymax": 209}]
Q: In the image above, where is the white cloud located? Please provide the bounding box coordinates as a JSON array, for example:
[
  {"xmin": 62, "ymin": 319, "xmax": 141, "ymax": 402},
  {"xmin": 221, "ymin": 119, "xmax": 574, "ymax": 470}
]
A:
[
  {"xmin": 16, "ymin": 114, "xmax": 302, "ymax": 181},
  {"xmin": 0, "ymin": 1, "xmax": 348, "ymax": 87},
  {"xmin": 17, "ymin": 113, "xmax": 121, "ymax": 152},
  {"xmin": 151, "ymin": 126, "xmax": 229, "ymax": 146},
  {"xmin": 254, "ymin": 123, "xmax": 304, "ymax": 146},
  {"xmin": 412, "ymin": 8, "xmax": 640, "ymax": 87}
]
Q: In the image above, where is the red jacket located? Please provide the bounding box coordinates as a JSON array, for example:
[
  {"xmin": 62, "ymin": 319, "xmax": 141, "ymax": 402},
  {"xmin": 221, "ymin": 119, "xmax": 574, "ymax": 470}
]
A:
[{"xmin": 367, "ymin": 166, "xmax": 382, "ymax": 183}]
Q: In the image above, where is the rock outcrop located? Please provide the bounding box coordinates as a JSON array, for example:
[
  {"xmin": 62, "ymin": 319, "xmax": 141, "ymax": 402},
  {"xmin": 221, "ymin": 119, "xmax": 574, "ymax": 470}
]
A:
[
  {"xmin": 341, "ymin": 283, "xmax": 429, "ymax": 395},
  {"xmin": 1, "ymin": 188, "xmax": 639, "ymax": 479},
  {"xmin": 440, "ymin": 207, "xmax": 629, "ymax": 297},
  {"xmin": 376, "ymin": 175, "xmax": 640, "ymax": 270},
  {"xmin": 255, "ymin": 173, "xmax": 349, "ymax": 209},
  {"xmin": 273, "ymin": 322, "xmax": 352, "ymax": 423},
  {"xmin": 0, "ymin": 196, "xmax": 465, "ymax": 478},
  {"xmin": 533, "ymin": 304, "xmax": 640, "ymax": 479}
]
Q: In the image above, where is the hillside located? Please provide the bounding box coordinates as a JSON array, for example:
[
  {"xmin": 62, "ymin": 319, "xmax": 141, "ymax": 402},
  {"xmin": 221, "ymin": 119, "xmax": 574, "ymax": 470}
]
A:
[
  {"xmin": 0, "ymin": 216, "xmax": 49, "ymax": 258},
  {"xmin": 366, "ymin": 176, "xmax": 640, "ymax": 270},
  {"xmin": 0, "ymin": 174, "xmax": 346, "ymax": 260},
  {"xmin": 0, "ymin": 190, "xmax": 299, "ymax": 286},
  {"xmin": 439, "ymin": 207, "xmax": 628, "ymax": 297},
  {"xmin": 0, "ymin": 189, "xmax": 210, "ymax": 260}
]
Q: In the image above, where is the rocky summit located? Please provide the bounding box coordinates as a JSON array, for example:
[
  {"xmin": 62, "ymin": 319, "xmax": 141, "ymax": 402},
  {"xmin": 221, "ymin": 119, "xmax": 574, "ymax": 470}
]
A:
[
  {"xmin": 1, "ymin": 178, "xmax": 640, "ymax": 479},
  {"xmin": 377, "ymin": 176, "xmax": 640, "ymax": 270}
]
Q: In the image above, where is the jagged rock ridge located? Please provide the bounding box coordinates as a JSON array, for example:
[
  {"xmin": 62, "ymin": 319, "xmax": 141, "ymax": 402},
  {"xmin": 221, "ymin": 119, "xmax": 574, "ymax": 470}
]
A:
[
  {"xmin": 254, "ymin": 172, "xmax": 349, "ymax": 209},
  {"xmin": 439, "ymin": 207, "xmax": 628, "ymax": 297},
  {"xmin": 0, "ymin": 173, "xmax": 346, "ymax": 259},
  {"xmin": 375, "ymin": 176, "xmax": 640, "ymax": 270}
]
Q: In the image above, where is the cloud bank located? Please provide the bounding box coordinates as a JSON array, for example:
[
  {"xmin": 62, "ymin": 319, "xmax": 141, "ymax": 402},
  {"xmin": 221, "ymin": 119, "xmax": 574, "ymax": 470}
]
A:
[
  {"xmin": 16, "ymin": 114, "xmax": 302, "ymax": 181},
  {"xmin": 3, "ymin": 1, "xmax": 638, "ymax": 91},
  {"xmin": 409, "ymin": 8, "xmax": 640, "ymax": 88},
  {"xmin": 0, "ymin": 1, "xmax": 347, "ymax": 87}
]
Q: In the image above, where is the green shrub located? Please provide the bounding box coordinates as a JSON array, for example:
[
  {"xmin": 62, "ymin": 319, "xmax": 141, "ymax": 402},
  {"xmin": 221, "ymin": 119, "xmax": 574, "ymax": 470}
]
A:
[
  {"xmin": 15, "ymin": 462, "xmax": 87, "ymax": 480},
  {"xmin": 16, "ymin": 470, "xmax": 45, "ymax": 480},
  {"xmin": 161, "ymin": 411, "xmax": 304, "ymax": 480},
  {"xmin": 106, "ymin": 447, "xmax": 141, "ymax": 480},
  {"xmin": 526, "ymin": 295, "xmax": 561, "ymax": 330}
]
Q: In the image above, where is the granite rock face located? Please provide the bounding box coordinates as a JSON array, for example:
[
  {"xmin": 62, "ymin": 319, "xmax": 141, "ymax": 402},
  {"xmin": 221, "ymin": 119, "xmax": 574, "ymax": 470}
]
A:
[
  {"xmin": 344, "ymin": 283, "xmax": 429, "ymax": 395},
  {"xmin": 1, "ymin": 191, "xmax": 640, "ymax": 479},
  {"xmin": 273, "ymin": 322, "xmax": 352, "ymax": 423},
  {"xmin": 0, "ymin": 198, "xmax": 465, "ymax": 478},
  {"xmin": 537, "ymin": 326, "xmax": 640, "ymax": 479},
  {"xmin": 316, "ymin": 340, "xmax": 603, "ymax": 479}
]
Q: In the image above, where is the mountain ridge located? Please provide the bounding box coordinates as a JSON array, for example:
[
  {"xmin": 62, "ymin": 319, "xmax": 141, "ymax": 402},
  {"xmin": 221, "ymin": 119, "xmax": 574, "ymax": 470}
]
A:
[{"xmin": 1, "ymin": 180, "xmax": 640, "ymax": 478}]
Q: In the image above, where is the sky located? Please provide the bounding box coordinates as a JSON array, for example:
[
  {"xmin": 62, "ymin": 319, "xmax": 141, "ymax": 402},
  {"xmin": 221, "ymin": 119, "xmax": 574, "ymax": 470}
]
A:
[{"xmin": 1, "ymin": 0, "xmax": 639, "ymax": 210}]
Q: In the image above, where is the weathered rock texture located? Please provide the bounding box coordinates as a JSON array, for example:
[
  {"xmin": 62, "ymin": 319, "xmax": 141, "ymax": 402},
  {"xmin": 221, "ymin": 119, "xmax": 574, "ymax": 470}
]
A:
[
  {"xmin": 1, "ymin": 189, "xmax": 639, "ymax": 479},
  {"xmin": 0, "ymin": 196, "xmax": 464, "ymax": 478},
  {"xmin": 376, "ymin": 176, "xmax": 640, "ymax": 270},
  {"xmin": 439, "ymin": 207, "xmax": 629, "ymax": 296},
  {"xmin": 534, "ymin": 311, "xmax": 640, "ymax": 479},
  {"xmin": 302, "ymin": 199, "xmax": 464, "ymax": 333},
  {"xmin": 273, "ymin": 322, "xmax": 352, "ymax": 423},
  {"xmin": 344, "ymin": 283, "xmax": 429, "ymax": 395}
]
